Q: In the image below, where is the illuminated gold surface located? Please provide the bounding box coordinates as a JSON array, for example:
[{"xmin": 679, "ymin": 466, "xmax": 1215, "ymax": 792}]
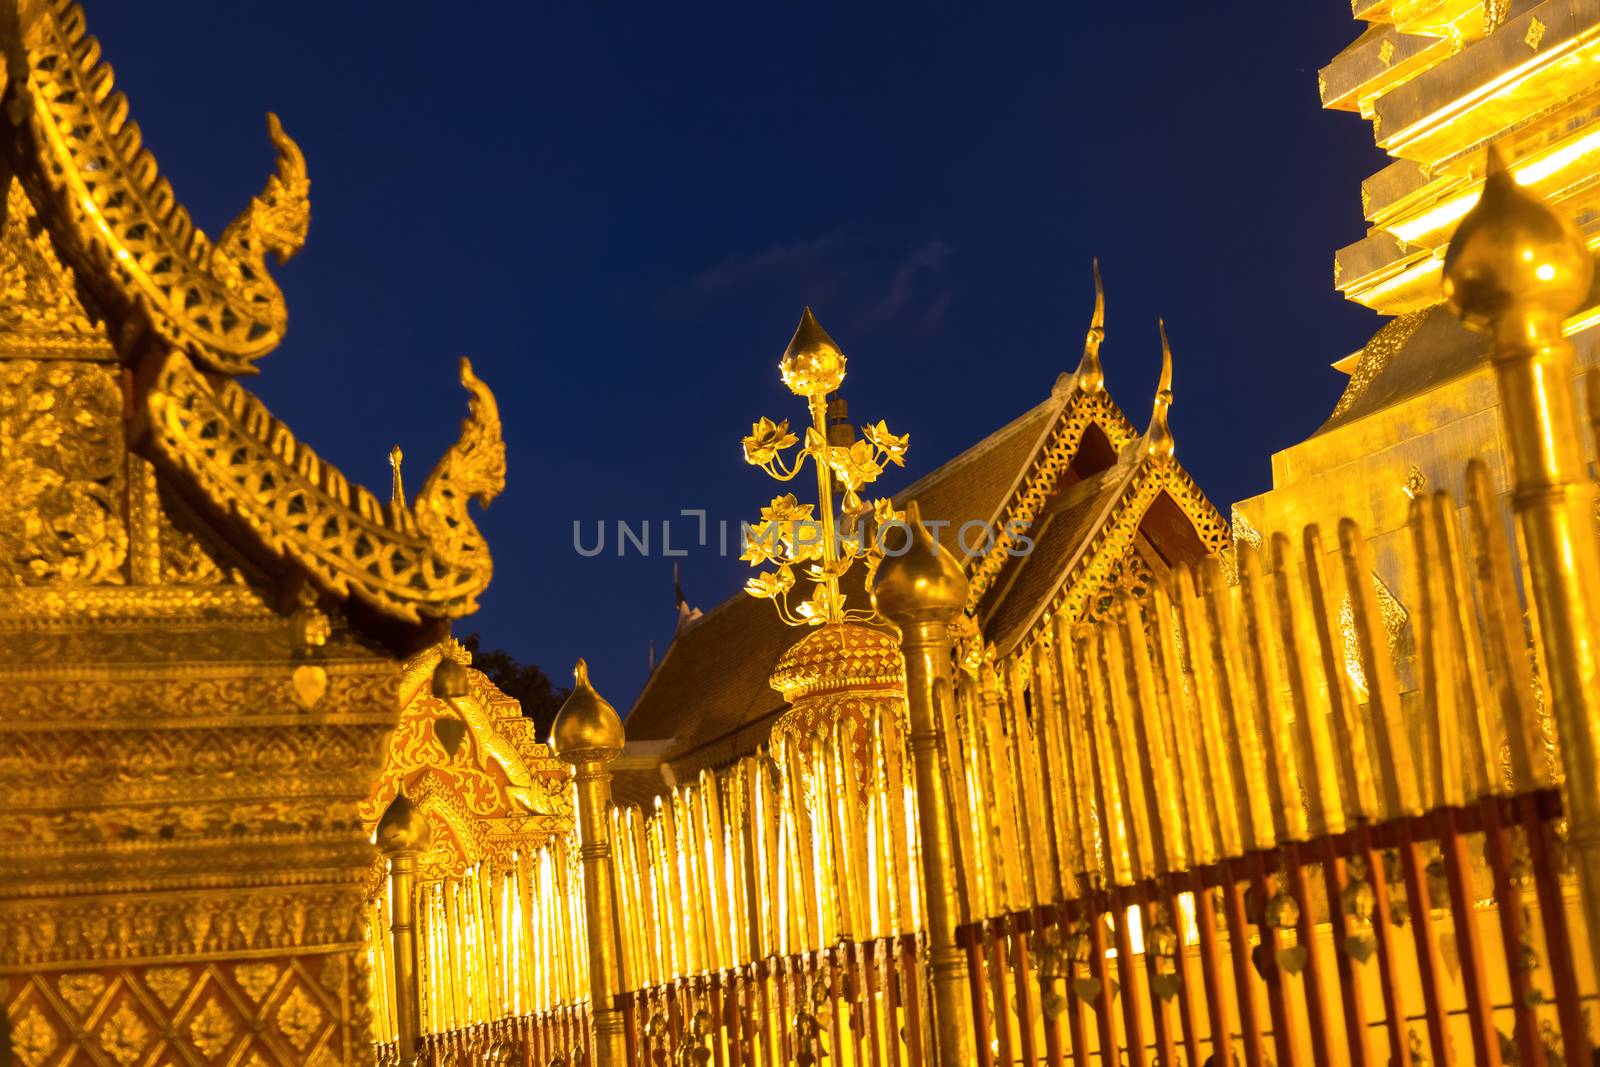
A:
[
  {"xmin": 147, "ymin": 350, "xmax": 505, "ymax": 621},
  {"xmin": 742, "ymin": 308, "xmax": 906, "ymax": 626},
  {"xmin": 553, "ymin": 661, "xmax": 627, "ymax": 1067},
  {"xmin": 10, "ymin": 2, "xmax": 308, "ymax": 374},
  {"xmin": 1444, "ymin": 145, "xmax": 1600, "ymax": 975},
  {"xmin": 873, "ymin": 502, "xmax": 977, "ymax": 1066}
]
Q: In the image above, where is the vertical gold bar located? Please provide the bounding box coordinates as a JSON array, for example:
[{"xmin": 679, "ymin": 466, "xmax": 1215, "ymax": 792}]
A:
[
  {"xmin": 1300, "ymin": 526, "xmax": 1378, "ymax": 823},
  {"xmin": 1118, "ymin": 589, "xmax": 1186, "ymax": 873},
  {"xmin": 1175, "ymin": 566, "xmax": 1244, "ymax": 860},
  {"xmin": 1409, "ymin": 494, "xmax": 1461, "ymax": 810},
  {"xmin": 1267, "ymin": 533, "xmax": 1346, "ymax": 838},
  {"xmin": 1463, "ymin": 459, "xmax": 1544, "ymax": 790},
  {"xmin": 550, "ymin": 660, "xmax": 629, "ymax": 1066},
  {"xmin": 1149, "ymin": 580, "xmax": 1214, "ymax": 867},
  {"xmin": 1236, "ymin": 543, "xmax": 1310, "ymax": 842},
  {"xmin": 1201, "ymin": 558, "xmax": 1276, "ymax": 853},
  {"xmin": 873, "ymin": 503, "xmax": 978, "ymax": 1065},
  {"xmin": 1335, "ymin": 520, "xmax": 1421, "ymax": 819},
  {"xmin": 1082, "ymin": 627, "xmax": 1135, "ymax": 885},
  {"xmin": 1033, "ymin": 634, "xmax": 1080, "ymax": 898},
  {"xmin": 1429, "ymin": 490, "xmax": 1502, "ymax": 799},
  {"xmin": 1101, "ymin": 608, "xmax": 1155, "ymax": 881},
  {"xmin": 1017, "ymin": 648, "xmax": 1063, "ymax": 904},
  {"xmin": 377, "ymin": 791, "xmax": 428, "ymax": 1065},
  {"xmin": 1049, "ymin": 618, "xmax": 1097, "ymax": 885}
]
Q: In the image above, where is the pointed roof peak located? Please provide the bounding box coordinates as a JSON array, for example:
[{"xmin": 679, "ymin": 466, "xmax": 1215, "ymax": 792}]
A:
[
  {"xmin": 1071, "ymin": 259, "xmax": 1107, "ymax": 394},
  {"xmin": 1144, "ymin": 319, "xmax": 1176, "ymax": 459}
]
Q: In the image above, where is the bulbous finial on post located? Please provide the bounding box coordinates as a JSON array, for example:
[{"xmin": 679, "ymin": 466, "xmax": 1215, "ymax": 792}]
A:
[
  {"xmin": 1074, "ymin": 259, "xmax": 1107, "ymax": 394},
  {"xmin": 376, "ymin": 786, "xmax": 432, "ymax": 855},
  {"xmin": 1443, "ymin": 144, "xmax": 1593, "ymax": 336},
  {"xmin": 779, "ymin": 307, "xmax": 847, "ymax": 398},
  {"xmin": 550, "ymin": 659, "xmax": 626, "ymax": 764},
  {"xmin": 1145, "ymin": 320, "xmax": 1176, "ymax": 459},
  {"xmin": 871, "ymin": 500, "xmax": 970, "ymax": 624}
]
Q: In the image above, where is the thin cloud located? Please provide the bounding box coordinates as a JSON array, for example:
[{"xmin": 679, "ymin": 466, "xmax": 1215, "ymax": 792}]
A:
[{"xmin": 660, "ymin": 231, "xmax": 955, "ymax": 343}]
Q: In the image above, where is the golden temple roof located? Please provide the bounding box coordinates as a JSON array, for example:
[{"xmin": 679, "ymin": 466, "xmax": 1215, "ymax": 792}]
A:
[{"xmin": 0, "ymin": 1, "xmax": 504, "ymax": 623}]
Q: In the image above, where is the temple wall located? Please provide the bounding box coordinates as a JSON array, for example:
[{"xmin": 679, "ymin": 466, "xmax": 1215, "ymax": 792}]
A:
[{"xmin": 0, "ymin": 359, "xmax": 400, "ymax": 1066}]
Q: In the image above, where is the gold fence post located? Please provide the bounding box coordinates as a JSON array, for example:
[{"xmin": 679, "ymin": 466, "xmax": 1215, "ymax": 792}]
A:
[
  {"xmin": 1445, "ymin": 147, "xmax": 1600, "ymax": 966},
  {"xmin": 377, "ymin": 787, "xmax": 431, "ymax": 1067},
  {"xmin": 551, "ymin": 659, "xmax": 629, "ymax": 1067},
  {"xmin": 872, "ymin": 500, "xmax": 977, "ymax": 1066}
]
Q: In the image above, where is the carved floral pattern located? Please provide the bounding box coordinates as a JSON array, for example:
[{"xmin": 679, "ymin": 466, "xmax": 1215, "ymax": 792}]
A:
[{"xmin": 0, "ymin": 360, "xmax": 126, "ymax": 585}]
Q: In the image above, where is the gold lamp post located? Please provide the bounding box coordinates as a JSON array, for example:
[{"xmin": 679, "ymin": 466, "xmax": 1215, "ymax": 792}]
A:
[
  {"xmin": 872, "ymin": 501, "xmax": 977, "ymax": 1066},
  {"xmin": 1443, "ymin": 146, "xmax": 1600, "ymax": 969},
  {"xmin": 740, "ymin": 307, "xmax": 908, "ymax": 624},
  {"xmin": 377, "ymin": 786, "xmax": 431, "ymax": 1067},
  {"xmin": 550, "ymin": 659, "xmax": 628, "ymax": 1067},
  {"xmin": 742, "ymin": 309, "xmax": 912, "ymax": 781}
]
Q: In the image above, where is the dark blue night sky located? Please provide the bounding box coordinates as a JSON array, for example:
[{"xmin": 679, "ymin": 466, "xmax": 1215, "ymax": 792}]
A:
[{"xmin": 90, "ymin": 4, "xmax": 1386, "ymax": 708}]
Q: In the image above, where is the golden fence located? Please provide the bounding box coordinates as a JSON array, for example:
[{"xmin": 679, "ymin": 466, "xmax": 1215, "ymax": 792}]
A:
[
  {"xmin": 367, "ymin": 157, "xmax": 1600, "ymax": 1066},
  {"xmin": 944, "ymin": 460, "xmax": 1594, "ymax": 1067},
  {"xmin": 369, "ymin": 839, "xmax": 593, "ymax": 1065},
  {"xmin": 609, "ymin": 718, "xmax": 928, "ymax": 1065}
]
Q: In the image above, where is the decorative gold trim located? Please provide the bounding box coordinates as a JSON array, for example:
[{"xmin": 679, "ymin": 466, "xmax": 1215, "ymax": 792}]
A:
[
  {"xmin": 1013, "ymin": 456, "xmax": 1230, "ymax": 658},
  {"xmin": 966, "ymin": 389, "xmax": 1137, "ymax": 609},
  {"xmin": 1327, "ymin": 306, "xmax": 1433, "ymax": 422},
  {"xmin": 145, "ymin": 350, "xmax": 503, "ymax": 621},
  {"xmin": 11, "ymin": 2, "xmax": 308, "ymax": 374}
]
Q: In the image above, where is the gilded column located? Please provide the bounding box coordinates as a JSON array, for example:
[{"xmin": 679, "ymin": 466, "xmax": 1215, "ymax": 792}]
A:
[
  {"xmin": 871, "ymin": 502, "xmax": 977, "ymax": 1066},
  {"xmin": 1444, "ymin": 147, "xmax": 1600, "ymax": 967},
  {"xmin": 551, "ymin": 659, "xmax": 628, "ymax": 1067},
  {"xmin": 377, "ymin": 789, "xmax": 431, "ymax": 1067}
]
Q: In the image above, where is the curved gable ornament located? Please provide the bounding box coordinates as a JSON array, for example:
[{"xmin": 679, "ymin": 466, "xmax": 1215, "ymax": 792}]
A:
[
  {"xmin": 146, "ymin": 350, "xmax": 505, "ymax": 620},
  {"xmin": 9, "ymin": 1, "xmax": 308, "ymax": 374}
]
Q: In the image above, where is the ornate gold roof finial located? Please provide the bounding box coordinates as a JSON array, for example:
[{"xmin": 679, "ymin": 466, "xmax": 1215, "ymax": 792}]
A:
[
  {"xmin": 1075, "ymin": 259, "xmax": 1107, "ymax": 393},
  {"xmin": 1444, "ymin": 144, "xmax": 1593, "ymax": 336},
  {"xmin": 1144, "ymin": 319, "xmax": 1176, "ymax": 459},
  {"xmin": 389, "ymin": 445, "xmax": 406, "ymax": 509},
  {"xmin": 741, "ymin": 309, "xmax": 908, "ymax": 626},
  {"xmin": 550, "ymin": 659, "xmax": 626, "ymax": 763}
]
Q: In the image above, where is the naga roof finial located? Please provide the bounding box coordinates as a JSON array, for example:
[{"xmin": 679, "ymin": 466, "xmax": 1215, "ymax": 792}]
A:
[
  {"xmin": 1074, "ymin": 259, "xmax": 1106, "ymax": 393},
  {"xmin": 1145, "ymin": 319, "xmax": 1176, "ymax": 459}
]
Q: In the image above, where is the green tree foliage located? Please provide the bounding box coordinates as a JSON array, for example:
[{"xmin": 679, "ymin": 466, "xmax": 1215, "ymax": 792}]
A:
[{"xmin": 460, "ymin": 633, "xmax": 569, "ymax": 738}]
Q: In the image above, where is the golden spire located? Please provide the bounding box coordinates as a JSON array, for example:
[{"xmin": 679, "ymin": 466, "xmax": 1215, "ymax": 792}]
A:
[
  {"xmin": 1074, "ymin": 259, "xmax": 1107, "ymax": 393},
  {"xmin": 741, "ymin": 309, "xmax": 908, "ymax": 626},
  {"xmin": 1144, "ymin": 320, "xmax": 1176, "ymax": 459},
  {"xmin": 1444, "ymin": 144, "xmax": 1593, "ymax": 334},
  {"xmin": 389, "ymin": 445, "xmax": 406, "ymax": 509}
]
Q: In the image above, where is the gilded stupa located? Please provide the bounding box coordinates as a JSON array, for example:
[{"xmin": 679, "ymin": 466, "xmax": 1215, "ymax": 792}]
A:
[{"xmin": 1236, "ymin": 0, "xmax": 1600, "ymax": 661}]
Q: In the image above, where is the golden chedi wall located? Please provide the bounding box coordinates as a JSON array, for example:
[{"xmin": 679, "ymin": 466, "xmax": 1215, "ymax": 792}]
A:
[{"xmin": 0, "ymin": 3, "xmax": 507, "ymax": 1063}]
